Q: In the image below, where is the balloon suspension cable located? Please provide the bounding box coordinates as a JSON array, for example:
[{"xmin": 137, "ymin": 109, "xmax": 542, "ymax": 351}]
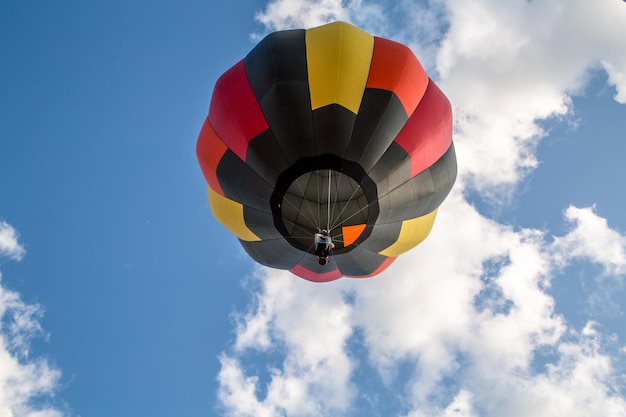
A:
[
  {"xmin": 317, "ymin": 170, "xmax": 322, "ymax": 227},
  {"xmin": 279, "ymin": 196, "xmax": 319, "ymax": 234},
  {"xmin": 329, "ymin": 179, "xmax": 366, "ymax": 232},
  {"xmin": 327, "ymin": 169, "xmax": 332, "ymax": 231},
  {"xmin": 333, "ymin": 162, "xmax": 443, "ymax": 231},
  {"xmin": 330, "ymin": 172, "xmax": 344, "ymax": 229},
  {"xmin": 280, "ymin": 216, "xmax": 318, "ymax": 237},
  {"xmin": 292, "ymin": 175, "xmax": 321, "ymax": 228},
  {"xmin": 331, "ymin": 196, "xmax": 378, "ymax": 231}
]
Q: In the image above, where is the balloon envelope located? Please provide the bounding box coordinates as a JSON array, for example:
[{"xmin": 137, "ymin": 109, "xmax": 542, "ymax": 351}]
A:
[{"xmin": 197, "ymin": 21, "xmax": 456, "ymax": 282}]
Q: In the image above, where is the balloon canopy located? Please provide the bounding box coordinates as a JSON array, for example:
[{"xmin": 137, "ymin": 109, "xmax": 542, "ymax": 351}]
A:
[{"xmin": 197, "ymin": 21, "xmax": 456, "ymax": 282}]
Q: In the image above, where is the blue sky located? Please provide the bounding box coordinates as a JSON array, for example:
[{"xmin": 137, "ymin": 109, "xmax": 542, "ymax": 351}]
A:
[{"xmin": 1, "ymin": 1, "xmax": 626, "ymax": 416}]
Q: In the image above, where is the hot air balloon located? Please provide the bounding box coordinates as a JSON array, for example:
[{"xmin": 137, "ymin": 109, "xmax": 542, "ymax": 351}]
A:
[{"xmin": 197, "ymin": 21, "xmax": 456, "ymax": 282}]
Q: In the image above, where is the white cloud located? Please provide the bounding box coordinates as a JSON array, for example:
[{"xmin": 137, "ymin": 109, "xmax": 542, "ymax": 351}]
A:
[
  {"xmin": 0, "ymin": 283, "xmax": 64, "ymax": 417},
  {"xmin": 551, "ymin": 205, "xmax": 626, "ymax": 317},
  {"xmin": 254, "ymin": 0, "xmax": 348, "ymax": 30},
  {"xmin": 253, "ymin": 0, "xmax": 388, "ymax": 34},
  {"xmin": 450, "ymin": 323, "xmax": 626, "ymax": 417},
  {"xmin": 220, "ymin": 269, "xmax": 356, "ymax": 416},
  {"xmin": 604, "ymin": 60, "xmax": 626, "ymax": 104},
  {"xmin": 436, "ymin": 0, "xmax": 626, "ymax": 198},
  {"xmin": 217, "ymin": 355, "xmax": 274, "ymax": 417},
  {"xmin": 552, "ymin": 206, "xmax": 626, "ymax": 275},
  {"xmin": 218, "ymin": 197, "xmax": 626, "ymax": 416},
  {"xmin": 0, "ymin": 221, "xmax": 26, "ymax": 261},
  {"xmin": 220, "ymin": 0, "xmax": 626, "ymax": 416},
  {"xmin": 340, "ymin": 193, "xmax": 568, "ymax": 411},
  {"xmin": 0, "ymin": 221, "xmax": 64, "ymax": 417}
]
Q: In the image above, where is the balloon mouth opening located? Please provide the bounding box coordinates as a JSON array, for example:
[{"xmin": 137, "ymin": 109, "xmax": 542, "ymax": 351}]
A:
[
  {"xmin": 280, "ymin": 169, "xmax": 369, "ymax": 250},
  {"xmin": 270, "ymin": 153, "xmax": 380, "ymax": 252}
]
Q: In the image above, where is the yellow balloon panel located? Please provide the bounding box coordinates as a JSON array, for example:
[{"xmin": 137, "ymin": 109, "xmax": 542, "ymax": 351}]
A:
[
  {"xmin": 378, "ymin": 209, "xmax": 438, "ymax": 257},
  {"xmin": 208, "ymin": 187, "xmax": 261, "ymax": 242},
  {"xmin": 306, "ymin": 21, "xmax": 374, "ymax": 113}
]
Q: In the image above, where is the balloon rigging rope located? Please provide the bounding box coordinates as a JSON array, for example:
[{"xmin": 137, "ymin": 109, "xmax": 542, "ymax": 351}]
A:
[
  {"xmin": 280, "ymin": 214, "xmax": 316, "ymax": 236},
  {"xmin": 330, "ymin": 172, "xmax": 343, "ymax": 231},
  {"xmin": 317, "ymin": 170, "xmax": 322, "ymax": 226},
  {"xmin": 292, "ymin": 175, "xmax": 319, "ymax": 229},
  {"xmin": 331, "ymin": 194, "xmax": 380, "ymax": 230},
  {"xmin": 327, "ymin": 169, "xmax": 331, "ymax": 231},
  {"xmin": 329, "ymin": 179, "xmax": 365, "ymax": 231},
  {"xmin": 280, "ymin": 190, "xmax": 318, "ymax": 231}
]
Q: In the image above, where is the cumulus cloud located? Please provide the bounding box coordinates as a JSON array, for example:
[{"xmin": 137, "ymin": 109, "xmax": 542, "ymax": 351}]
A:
[
  {"xmin": 0, "ymin": 221, "xmax": 65, "ymax": 417},
  {"xmin": 219, "ymin": 270, "xmax": 356, "ymax": 416},
  {"xmin": 436, "ymin": 0, "xmax": 626, "ymax": 198},
  {"xmin": 253, "ymin": 0, "xmax": 389, "ymax": 35},
  {"xmin": 551, "ymin": 205, "xmax": 626, "ymax": 317},
  {"xmin": 217, "ymin": 196, "xmax": 626, "ymax": 416},
  {"xmin": 461, "ymin": 322, "xmax": 626, "ymax": 417},
  {"xmin": 552, "ymin": 206, "xmax": 626, "ymax": 275},
  {"xmin": 217, "ymin": 0, "xmax": 626, "ymax": 416},
  {"xmin": 0, "ymin": 220, "xmax": 26, "ymax": 261}
]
